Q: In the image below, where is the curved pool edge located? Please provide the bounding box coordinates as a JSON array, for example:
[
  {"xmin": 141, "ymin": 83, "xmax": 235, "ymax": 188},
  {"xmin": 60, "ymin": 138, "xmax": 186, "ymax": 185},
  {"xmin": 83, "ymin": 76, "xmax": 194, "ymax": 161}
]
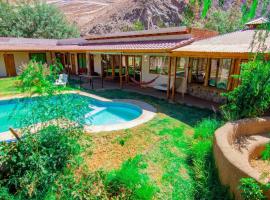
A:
[{"xmin": 0, "ymin": 90, "xmax": 157, "ymax": 141}]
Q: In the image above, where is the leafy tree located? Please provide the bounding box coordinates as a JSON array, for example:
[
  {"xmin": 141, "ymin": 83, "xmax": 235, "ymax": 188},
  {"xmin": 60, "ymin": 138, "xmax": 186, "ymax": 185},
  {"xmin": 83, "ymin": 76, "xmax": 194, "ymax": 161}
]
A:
[
  {"xmin": 221, "ymin": 60, "xmax": 270, "ymax": 121},
  {"xmin": 0, "ymin": 2, "xmax": 79, "ymax": 39},
  {"xmin": 203, "ymin": 7, "xmax": 243, "ymax": 34}
]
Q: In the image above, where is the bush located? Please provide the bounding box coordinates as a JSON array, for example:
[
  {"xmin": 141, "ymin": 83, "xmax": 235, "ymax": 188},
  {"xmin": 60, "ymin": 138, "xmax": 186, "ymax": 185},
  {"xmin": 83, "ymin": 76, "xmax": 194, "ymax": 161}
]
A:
[
  {"xmin": 190, "ymin": 118, "xmax": 231, "ymax": 200},
  {"xmin": 222, "ymin": 60, "xmax": 270, "ymax": 121},
  {"xmin": 239, "ymin": 178, "xmax": 266, "ymax": 200},
  {"xmin": 0, "ymin": 126, "xmax": 83, "ymax": 199},
  {"xmin": 105, "ymin": 155, "xmax": 157, "ymax": 200},
  {"xmin": 261, "ymin": 143, "xmax": 270, "ymax": 161},
  {"xmin": 0, "ymin": 2, "xmax": 79, "ymax": 39}
]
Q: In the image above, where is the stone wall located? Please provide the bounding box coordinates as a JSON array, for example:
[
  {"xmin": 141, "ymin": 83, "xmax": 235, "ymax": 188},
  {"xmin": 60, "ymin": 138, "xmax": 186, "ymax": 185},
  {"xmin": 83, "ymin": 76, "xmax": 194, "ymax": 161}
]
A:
[{"xmin": 187, "ymin": 84, "xmax": 226, "ymax": 103}]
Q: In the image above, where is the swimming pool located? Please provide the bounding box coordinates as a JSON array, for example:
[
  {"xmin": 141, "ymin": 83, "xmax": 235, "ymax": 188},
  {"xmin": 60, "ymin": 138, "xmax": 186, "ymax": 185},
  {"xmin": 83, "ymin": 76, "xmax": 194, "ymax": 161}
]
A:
[{"xmin": 0, "ymin": 93, "xmax": 143, "ymax": 133}]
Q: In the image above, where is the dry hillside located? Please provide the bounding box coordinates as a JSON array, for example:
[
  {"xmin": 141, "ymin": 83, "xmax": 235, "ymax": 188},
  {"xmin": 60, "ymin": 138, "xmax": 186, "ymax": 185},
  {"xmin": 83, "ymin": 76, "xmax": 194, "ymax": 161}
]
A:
[{"xmin": 46, "ymin": 0, "xmax": 269, "ymax": 36}]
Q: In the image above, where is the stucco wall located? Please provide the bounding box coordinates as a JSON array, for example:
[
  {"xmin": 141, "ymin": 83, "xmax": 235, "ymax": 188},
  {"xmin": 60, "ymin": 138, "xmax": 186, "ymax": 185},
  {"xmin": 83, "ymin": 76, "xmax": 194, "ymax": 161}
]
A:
[
  {"xmin": 214, "ymin": 117, "xmax": 270, "ymax": 200},
  {"xmin": 0, "ymin": 54, "xmax": 6, "ymax": 77},
  {"xmin": 0, "ymin": 52, "xmax": 53, "ymax": 77},
  {"xmin": 93, "ymin": 54, "xmax": 102, "ymax": 74}
]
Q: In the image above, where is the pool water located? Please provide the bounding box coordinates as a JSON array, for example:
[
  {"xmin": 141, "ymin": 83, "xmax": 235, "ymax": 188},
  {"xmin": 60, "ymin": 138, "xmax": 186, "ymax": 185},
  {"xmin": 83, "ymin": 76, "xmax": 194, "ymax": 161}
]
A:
[{"xmin": 0, "ymin": 94, "xmax": 142, "ymax": 133}]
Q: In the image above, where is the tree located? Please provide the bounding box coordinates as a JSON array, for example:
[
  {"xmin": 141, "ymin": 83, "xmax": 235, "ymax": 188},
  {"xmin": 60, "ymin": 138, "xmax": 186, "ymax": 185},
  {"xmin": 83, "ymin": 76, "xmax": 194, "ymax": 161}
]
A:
[
  {"xmin": 0, "ymin": 2, "xmax": 79, "ymax": 39},
  {"xmin": 221, "ymin": 60, "xmax": 270, "ymax": 121}
]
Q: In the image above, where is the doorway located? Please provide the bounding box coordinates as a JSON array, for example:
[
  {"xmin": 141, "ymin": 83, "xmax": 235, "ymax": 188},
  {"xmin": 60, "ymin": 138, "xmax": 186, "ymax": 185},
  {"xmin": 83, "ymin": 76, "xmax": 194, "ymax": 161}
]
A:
[{"xmin": 4, "ymin": 54, "xmax": 17, "ymax": 77}]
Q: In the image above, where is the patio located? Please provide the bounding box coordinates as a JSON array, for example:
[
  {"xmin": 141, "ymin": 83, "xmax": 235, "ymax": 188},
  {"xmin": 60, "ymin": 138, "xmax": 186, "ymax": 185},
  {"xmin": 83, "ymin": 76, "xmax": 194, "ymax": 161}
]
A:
[{"xmin": 69, "ymin": 75, "xmax": 220, "ymax": 111}]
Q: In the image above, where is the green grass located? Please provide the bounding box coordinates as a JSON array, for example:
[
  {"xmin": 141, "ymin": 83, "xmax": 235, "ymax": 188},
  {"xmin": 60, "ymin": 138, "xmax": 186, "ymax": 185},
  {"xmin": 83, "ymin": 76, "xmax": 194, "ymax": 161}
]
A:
[
  {"xmin": 0, "ymin": 77, "xmax": 20, "ymax": 96},
  {"xmin": 0, "ymin": 79, "xmax": 229, "ymax": 199}
]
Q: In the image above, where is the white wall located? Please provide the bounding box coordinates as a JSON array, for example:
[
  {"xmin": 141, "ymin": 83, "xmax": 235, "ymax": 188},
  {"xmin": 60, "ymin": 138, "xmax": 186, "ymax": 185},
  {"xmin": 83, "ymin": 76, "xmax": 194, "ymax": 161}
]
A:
[
  {"xmin": 141, "ymin": 54, "xmax": 169, "ymax": 88},
  {"xmin": 93, "ymin": 54, "xmax": 102, "ymax": 74},
  {"xmin": 0, "ymin": 53, "xmax": 6, "ymax": 77}
]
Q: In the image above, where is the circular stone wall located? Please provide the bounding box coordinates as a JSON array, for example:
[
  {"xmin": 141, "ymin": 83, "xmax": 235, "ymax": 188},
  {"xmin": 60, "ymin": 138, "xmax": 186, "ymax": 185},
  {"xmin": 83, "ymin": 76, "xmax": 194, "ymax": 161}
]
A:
[{"xmin": 214, "ymin": 117, "xmax": 270, "ymax": 200}]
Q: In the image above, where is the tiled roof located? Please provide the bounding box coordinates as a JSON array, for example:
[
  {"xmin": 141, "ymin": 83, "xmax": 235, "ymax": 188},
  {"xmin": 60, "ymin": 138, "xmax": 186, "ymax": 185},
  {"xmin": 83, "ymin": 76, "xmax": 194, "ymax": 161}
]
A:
[
  {"xmin": 85, "ymin": 27, "xmax": 188, "ymax": 40},
  {"xmin": 82, "ymin": 38, "xmax": 194, "ymax": 51},
  {"xmin": 173, "ymin": 30, "xmax": 270, "ymax": 53},
  {"xmin": 0, "ymin": 44, "xmax": 90, "ymax": 51},
  {"xmin": 0, "ymin": 37, "xmax": 58, "ymax": 46},
  {"xmin": 0, "ymin": 38, "xmax": 194, "ymax": 52}
]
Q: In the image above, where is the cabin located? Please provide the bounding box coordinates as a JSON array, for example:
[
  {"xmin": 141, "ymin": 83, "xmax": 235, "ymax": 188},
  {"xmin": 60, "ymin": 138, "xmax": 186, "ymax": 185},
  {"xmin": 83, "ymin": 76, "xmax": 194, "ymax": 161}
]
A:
[{"xmin": 0, "ymin": 17, "xmax": 269, "ymax": 103}]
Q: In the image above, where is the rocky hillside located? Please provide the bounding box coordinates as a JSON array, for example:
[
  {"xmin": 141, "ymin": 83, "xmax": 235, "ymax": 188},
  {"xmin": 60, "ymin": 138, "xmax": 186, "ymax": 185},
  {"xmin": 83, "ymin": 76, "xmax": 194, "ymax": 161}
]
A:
[{"xmin": 47, "ymin": 0, "xmax": 269, "ymax": 36}]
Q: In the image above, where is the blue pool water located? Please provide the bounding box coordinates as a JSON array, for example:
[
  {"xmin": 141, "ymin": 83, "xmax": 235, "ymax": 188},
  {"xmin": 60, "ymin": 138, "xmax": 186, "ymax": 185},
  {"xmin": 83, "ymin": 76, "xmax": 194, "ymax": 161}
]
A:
[{"xmin": 0, "ymin": 94, "xmax": 142, "ymax": 133}]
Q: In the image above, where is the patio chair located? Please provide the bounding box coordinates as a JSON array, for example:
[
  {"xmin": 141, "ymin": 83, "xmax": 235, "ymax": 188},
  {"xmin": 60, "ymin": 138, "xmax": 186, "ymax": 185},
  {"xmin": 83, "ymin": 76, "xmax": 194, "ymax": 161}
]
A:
[{"xmin": 55, "ymin": 74, "xmax": 68, "ymax": 87}]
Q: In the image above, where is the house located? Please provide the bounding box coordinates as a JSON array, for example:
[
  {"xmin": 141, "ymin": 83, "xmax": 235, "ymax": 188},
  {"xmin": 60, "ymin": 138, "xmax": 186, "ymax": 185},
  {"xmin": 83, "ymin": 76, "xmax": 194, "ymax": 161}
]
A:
[
  {"xmin": 0, "ymin": 18, "xmax": 269, "ymax": 103},
  {"xmin": 171, "ymin": 17, "xmax": 270, "ymax": 102}
]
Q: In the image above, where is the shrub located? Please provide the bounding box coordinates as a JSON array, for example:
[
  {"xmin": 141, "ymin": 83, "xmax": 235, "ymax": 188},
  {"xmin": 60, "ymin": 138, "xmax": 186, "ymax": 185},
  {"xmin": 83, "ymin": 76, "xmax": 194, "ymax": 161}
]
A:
[
  {"xmin": 105, "ymin": 155, "xmax": 157, "ymax": 200},
  {"xmin": 239, "ymin": 178, "xmax": 266, "ymax": 200},
  {"xmin": 0, "ymin": 2, "xmax": 79, "ymax": 39},
  {"xmin": 190, "ymin": 118, "xmax": 231, "ymax": 200},
  {"xmin": 261, "ymin": 143, "xmax": 270, "ymax": 161},
  {"xmin": 0, "ymin": 126, "xmax": 83, "ymax": 199},
  {"xmin": 221, "ymin": 60, "xmax": 270, "ymax": 121}
]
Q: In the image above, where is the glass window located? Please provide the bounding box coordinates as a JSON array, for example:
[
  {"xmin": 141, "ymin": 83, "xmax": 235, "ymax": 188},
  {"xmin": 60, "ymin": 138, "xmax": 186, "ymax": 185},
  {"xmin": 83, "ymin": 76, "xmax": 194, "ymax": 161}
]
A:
[
  {"xmin": 29, "ymin": 53, "xmax": 47, "ymax": 64},
  {"xmin": 176, "ymin": 57, "xmax": 188, "ymax": 77},
  {"xmin": 217, "ymin": 59, "xmax": 231, "ymax": 89},
  {"xmin": 149, "ymin": 56, "xmax": 169, "ymax": 75},
  {"xmin": 77, "ymin": 53, "xmax": 86, "ymax": 68},
  {"xmin": 208, "ymin": 58, "xmax": 232, "ymax": 90},
  {"xmin": 209, "ymin": 59, "xmax": 218, "ymax": 87},
  {"xmin": 190, "ymin": 58, "xmax": 207, "ymax": 84}
]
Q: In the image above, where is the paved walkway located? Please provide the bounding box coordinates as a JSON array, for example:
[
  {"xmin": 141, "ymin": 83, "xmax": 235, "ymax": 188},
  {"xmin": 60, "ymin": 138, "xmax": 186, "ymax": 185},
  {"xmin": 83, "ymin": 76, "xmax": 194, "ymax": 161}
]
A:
[{"xmin": 70, "ymin": 77, "xmax": 220, "ymax": 111}]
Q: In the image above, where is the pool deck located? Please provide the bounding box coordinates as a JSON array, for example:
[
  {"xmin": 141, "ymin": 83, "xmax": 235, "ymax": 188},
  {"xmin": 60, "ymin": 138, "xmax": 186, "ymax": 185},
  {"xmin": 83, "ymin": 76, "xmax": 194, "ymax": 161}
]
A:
[
  {"xmin": 73, "ymin": 77, "xmax": 220, "ymax": 111},
  {"xmin": 0, "ymin": 91, "xmax": 156, "ymax": 142}
]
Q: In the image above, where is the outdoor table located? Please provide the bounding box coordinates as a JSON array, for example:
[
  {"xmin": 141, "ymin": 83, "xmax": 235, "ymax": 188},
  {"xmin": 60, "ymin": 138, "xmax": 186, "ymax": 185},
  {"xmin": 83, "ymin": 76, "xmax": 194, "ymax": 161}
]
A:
[{"xmin": 79, "ymin": 74, "xmax": 103, "ymax": 89}]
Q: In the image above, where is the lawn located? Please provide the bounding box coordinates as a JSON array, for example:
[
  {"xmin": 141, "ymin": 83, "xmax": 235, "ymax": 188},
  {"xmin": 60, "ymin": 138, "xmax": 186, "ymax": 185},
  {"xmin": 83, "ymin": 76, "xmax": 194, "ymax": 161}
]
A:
[
  {"xmin": 0, "ymin": 77, "xmax": 21, "ymax": 96},
  {"xmin": 0, "ymin": 78, "xmax": 230, "ymax": 199}
]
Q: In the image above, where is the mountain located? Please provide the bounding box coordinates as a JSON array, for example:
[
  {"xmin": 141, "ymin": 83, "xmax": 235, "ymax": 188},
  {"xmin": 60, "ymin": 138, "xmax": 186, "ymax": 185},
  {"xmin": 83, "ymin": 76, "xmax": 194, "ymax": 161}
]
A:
[{"xmin": 47, "ymin": 0, "xmax": 270, "ymax": 36}]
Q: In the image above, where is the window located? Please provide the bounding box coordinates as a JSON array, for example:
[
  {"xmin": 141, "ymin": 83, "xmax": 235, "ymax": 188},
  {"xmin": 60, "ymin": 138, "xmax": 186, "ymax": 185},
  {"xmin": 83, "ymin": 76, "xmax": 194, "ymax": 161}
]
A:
[
  {"xmin": 29, "ymin": 53, "xmax": 46, "ymax": 64},
  {"xmin": 77, "ymin": 53, "xmax": 86, "ymax": 68},
  {"xmin": 217, "ymin": 59, "xmax": 231, "ymax": 89},
  {"xmin": 209, "ymin": 59, "xmax": 218, "ymax": 87},
  {"xmin": 190, "ymin": 58, "xmax": 207, "ymax": 84},
  {"xmin": 149, "ymin": 56, "xmax": 169, "ymax": 75},
  {"xmin": 208, "ymin": 58, "xmax": 232, "ymax": 90},
  {"xmin": 176, "ymin": 57, "xmax": 188, "ymax": 77}
]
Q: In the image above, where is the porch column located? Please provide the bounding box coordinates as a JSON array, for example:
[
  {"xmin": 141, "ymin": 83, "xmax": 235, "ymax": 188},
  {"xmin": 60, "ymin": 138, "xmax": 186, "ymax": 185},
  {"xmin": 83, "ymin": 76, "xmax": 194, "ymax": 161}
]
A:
[
  {"xmin": 86, "ymin": 53, "xmax": 90, "ymax": 75},
  {"xmin": 74, "ymin": 53, "xmax": 79, "ymax": 75},
  {"xmin": 171, "ymin": 57, "xmax": 177, "ymax": 101},
  {"xmin": 204, "ymin": 58, "xmax": 211, "ymax": 87},
  {"xmin": 167, "ymin": 57, "xmax": 172, "ymax": 99},
  {"xmin": 232, "ymin": 59, "xmax": 241, "ymax": 89},
  {"xmin": 120, "ymin": 54, "xmax": 123, "ymax": 88}
]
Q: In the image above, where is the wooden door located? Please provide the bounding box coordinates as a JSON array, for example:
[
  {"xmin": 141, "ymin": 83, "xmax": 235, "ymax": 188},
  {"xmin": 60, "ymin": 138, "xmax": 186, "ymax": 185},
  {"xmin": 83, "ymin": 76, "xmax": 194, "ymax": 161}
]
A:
[
  {"xmin": 71, "ymin": 54, "xmax": 76, "ymax": 74},
  {"xmin": 4, "ymin": 54, "xmax": 17, "ymax": 77},
  {"xmin": 89, "ymin": 54, "xmax": 95, "ymax": 75}
]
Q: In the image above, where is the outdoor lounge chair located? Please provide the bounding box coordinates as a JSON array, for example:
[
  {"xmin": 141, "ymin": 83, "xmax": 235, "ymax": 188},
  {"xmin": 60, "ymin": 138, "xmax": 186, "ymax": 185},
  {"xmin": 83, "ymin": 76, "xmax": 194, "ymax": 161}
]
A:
[{"xmin": 55, "ymin": 74, "xmax": 68, "ymax": 87}]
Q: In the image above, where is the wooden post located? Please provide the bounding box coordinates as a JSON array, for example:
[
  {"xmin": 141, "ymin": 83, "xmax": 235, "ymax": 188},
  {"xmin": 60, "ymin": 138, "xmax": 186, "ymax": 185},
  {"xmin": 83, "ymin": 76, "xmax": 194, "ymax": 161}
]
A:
[
  {"xmin": 172, "ymin": 57, "xmax": 177, "ymax": 101},
  {"xmin": 120, "ymin": 55, "xmax": 123, "ymax": 88},
  {"xmin": 86, "ymin": 53, "xmax": 90, "ymax": 75},
  {"xmin": 126, "ymin": 56, "xmax": 129, "ymax": 83},
  {"xmin": 204, "ymin": 58, "xmax": 211, "ymax": 87},
  {"xmin": 227, "ymin": 59, "xmax": 235, "ymax": 91},
  {"xmin": 232, "ymin": 59, "xmax": 241, "ymax": 89},
  {"xmin": 9, "ymin": 128, "xmax": 21, "ymax": 141},
  {"xmin": 167, "ymin": 57, "xmax": 172, "ymax": 99},
  {"xmin": 112, "ymin": 55, "xmax": 115, "ymax": 79}
]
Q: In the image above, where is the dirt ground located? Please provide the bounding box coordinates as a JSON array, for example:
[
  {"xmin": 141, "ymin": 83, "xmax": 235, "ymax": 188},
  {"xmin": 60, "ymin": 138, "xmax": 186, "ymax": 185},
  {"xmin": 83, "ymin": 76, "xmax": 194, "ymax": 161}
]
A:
[
  {"xmin": 250, "ymin": 159, "xmax": 270, "ymax": 181},
  {"xmin": 85, "ymin": 127, "xmax": 160, "ymax": 171}
]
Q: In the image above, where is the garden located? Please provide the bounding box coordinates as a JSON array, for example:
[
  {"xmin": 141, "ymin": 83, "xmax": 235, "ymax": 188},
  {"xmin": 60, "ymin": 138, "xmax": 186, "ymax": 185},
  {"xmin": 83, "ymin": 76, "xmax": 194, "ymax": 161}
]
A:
[{"xmin": 0, "ymin": 59, "xmax": 269, "ymax": 200}]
